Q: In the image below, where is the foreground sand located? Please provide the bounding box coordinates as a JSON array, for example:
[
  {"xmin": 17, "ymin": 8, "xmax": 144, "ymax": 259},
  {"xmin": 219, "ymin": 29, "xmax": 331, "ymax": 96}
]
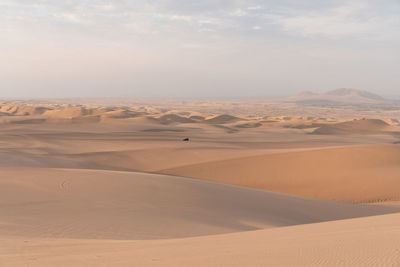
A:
[
  {"xmin": 2, "ymin": 213, "xmax": 400, "ymax": 267},
  {"xmin": 1, "ymin": 101, "xmax": 400, "ymax": 266},
  {"xmin": 1, "ymin": 167, "xmax": 399, "ymax": 267}
]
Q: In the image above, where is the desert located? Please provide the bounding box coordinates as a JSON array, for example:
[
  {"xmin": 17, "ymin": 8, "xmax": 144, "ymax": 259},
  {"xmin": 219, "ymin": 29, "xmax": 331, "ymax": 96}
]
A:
[
  {"xmin": 1, "ymin": 89, "xmax": 400, "ymax": 266},
  {"xmin": 2, "ymin": 1, "xmax": 400, "ymax": 265}
]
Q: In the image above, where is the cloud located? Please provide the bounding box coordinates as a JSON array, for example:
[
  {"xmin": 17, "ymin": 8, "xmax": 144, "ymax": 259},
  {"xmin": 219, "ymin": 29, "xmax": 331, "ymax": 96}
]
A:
[
  {"xmin": 265, "ymin": 1, "xmax": 400, "ymax": 40},
  {"xmin": 170, "ymin": 15, "xmax": 192, "ymax": 22},
  {"xmin": 58, "ymin": 13, "xmax": 86, "ymax": 24},
  {"xmin": 96, "ymin": 4, "xmax": 116, "ymax": 11},
  {"xmin": 230, "ymin": 9, "xmax": 247, "ymax": 17},
  {"xmin": 0, "ymin": 0, "xmax": 398, "ymax": 46},
  {"xmin": 1, "ymin": 0, "xmax": 399, "ymax": 98},
  {"xmin": 247, "ymin": 6, "xmax": 262, "ymax": 10}
]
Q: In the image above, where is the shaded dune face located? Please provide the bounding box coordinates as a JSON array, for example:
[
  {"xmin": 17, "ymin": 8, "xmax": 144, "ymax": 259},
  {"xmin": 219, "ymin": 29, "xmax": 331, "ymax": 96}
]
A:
[
  {"xmin": 162, "ymin": 144, "xmax": 400, "ymax": 203},
  {"xmin": 0, "ymin": 168, "xmax": 396, "ymax": 240},
  {"xmin": 151, "ymin": 114, "xmax": 195, "ymax": 124},
  {"xmin": 204, "ymin": 114, "xmax": 242, "ymax": 124},
  {"xmin": 312, "ymin": 119, "xmax": 391, "ymax": 134}
]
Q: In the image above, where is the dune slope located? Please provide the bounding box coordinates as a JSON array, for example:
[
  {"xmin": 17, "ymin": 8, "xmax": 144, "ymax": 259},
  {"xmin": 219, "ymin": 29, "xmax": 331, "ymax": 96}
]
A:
[
  {"xmin": 312, "ymin": 118, "xmax": 391, "ymax": 134},
  {"xmin": 2, "ymin": 213, "xmax": 400, "ymax": 267},
  {"xmin": 0, "ymin": 167, "xmax": 395, "ymax": 240},
  {"xmin": 162, "ymin": 144, "xmax": 400, "ymax": 202}
]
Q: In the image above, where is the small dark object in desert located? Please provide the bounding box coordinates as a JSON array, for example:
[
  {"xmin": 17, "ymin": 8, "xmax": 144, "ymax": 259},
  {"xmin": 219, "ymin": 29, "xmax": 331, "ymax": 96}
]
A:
[{"xmin": 183, "ymin": 138, "xmax": 190, "ymax": 142}]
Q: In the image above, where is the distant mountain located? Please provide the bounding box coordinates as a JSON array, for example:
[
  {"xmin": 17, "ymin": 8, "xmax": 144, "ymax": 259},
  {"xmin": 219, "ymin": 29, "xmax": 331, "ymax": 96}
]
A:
[
  {"xmin": 286, "ymin": 88, "xmax": 387, "ymax": 106},
  {"xmin": 324, "ymin": 88, "xmax": 384, "ymax": 100}
]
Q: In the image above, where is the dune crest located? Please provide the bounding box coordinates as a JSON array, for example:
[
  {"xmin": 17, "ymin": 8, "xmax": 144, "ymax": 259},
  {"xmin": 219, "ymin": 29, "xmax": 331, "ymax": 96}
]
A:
[{"xmin": 204, "ymin": 114, "xmax": 243, "ymax": 124}]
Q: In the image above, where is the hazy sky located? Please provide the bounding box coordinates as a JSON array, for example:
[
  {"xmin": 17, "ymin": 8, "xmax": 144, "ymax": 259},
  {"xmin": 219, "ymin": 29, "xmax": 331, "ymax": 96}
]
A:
[{"xmin": 1, "ymin": 0, "xmax": 399, "ymax": 98}]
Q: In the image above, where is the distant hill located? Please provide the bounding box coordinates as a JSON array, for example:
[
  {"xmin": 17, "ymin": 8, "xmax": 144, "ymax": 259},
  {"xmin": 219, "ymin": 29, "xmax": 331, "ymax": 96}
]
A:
[
  {"xmin": 286, "ymin": 88, "xmax": 386, "ymax": 106},
  {"xmin": 324, "ymin": 88, "xmax": 384, "ymax": 100}
]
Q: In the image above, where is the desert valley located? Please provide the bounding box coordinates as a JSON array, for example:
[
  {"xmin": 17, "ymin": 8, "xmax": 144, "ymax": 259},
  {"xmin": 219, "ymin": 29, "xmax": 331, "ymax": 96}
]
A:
[{"xmin": 0, "ymin": 89, "xmax": 400, "ymax": 266}]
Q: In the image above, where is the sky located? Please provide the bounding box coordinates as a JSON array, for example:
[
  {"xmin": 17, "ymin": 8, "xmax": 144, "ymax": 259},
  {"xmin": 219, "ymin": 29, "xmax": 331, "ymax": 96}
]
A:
[{"xmin": 0, "ymin": 0, "xmax": 399, "ymax": 98}]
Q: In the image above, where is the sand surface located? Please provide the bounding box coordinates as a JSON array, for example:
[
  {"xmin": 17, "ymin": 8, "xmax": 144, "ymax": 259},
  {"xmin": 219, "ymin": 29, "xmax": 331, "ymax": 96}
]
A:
[
  {"xmin": 1, "ymin": 100, "xmax": 400, "ymax": 266},
  {"xmin": 1, "ymin": 167, "xmax": 396, "ymax": 241},
  {"xmin": 2, "ymin": 213, "xmax": 400, "ymax": 267},
  {"xmin": 163, "ymin": 144, "xmax": 400, "ymax": 202}
]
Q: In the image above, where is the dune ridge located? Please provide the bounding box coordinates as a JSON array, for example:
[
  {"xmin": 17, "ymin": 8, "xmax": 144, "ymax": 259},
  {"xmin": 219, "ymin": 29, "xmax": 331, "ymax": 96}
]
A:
[{"xmin": 1, "ymin": 102, "xmax": 400, "ymax": 140}]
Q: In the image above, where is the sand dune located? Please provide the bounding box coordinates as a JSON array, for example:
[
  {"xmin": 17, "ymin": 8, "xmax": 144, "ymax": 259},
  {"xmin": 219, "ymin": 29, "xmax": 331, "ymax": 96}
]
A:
[
  {"xmin": 0, "ymin": 106, "xmax": 50, "ymax": 116},
  {"xmin": 1, "ymin": 103, "xmax": 400, "ymax": 141},
  {"xmin": 188, "ymin": 115, "xmax": 205, "ymax": 121},
  {"xmin": 204, "ymin": 114, "xmax": 243, "ymax": 124},
  {"xmin": 100, "ymin": 109, "xmax": 142, "ymax": 119},
  {"xmin": 162, "ymin": 144, "xmax": 400, "ymax": 202},
  {"xmin": 71, "ymin": 115, "xmax": 102, "ymax": 124},
  {"xmin": 2, "ymin": 213, "xmax": 399, "ymax": 267},
  {"xmin": 10, "ymin": 118, "xmax": 47, "ymax": 124},
  {"xmin": 0, "ymin": 142, "xmax": 285, "ymax": 172},
  {"xmin": 0, "ymin": 167, "xmax": 395, "ymax": 241},
  {"xmin": 0, "ymin": 105, "xmax": 153, "ymax": 125},
  {"xmin": 151, "ymin": 114, "xmax": 195, "ymax": 124},
  {"xmin": 312, "ymin": 118, "xmax": 391, "ymax": 134},
  {"xmin": 42, "ymin": 107, "xmax": 90, "ymax": 117},
  {"xmin": 235, "ymin": 122, "xmax": 262, "ymax": 128}
]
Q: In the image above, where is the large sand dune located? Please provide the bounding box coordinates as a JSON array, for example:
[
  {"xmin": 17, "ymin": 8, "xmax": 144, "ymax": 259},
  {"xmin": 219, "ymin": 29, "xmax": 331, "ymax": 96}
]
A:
[
  {"xmin": 162, "ymin": 144, "xmax": 400, "ymax": 202},
  {"xmin": 2, "ymin": 167, "xmax": 394, "ymax": 241}
]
